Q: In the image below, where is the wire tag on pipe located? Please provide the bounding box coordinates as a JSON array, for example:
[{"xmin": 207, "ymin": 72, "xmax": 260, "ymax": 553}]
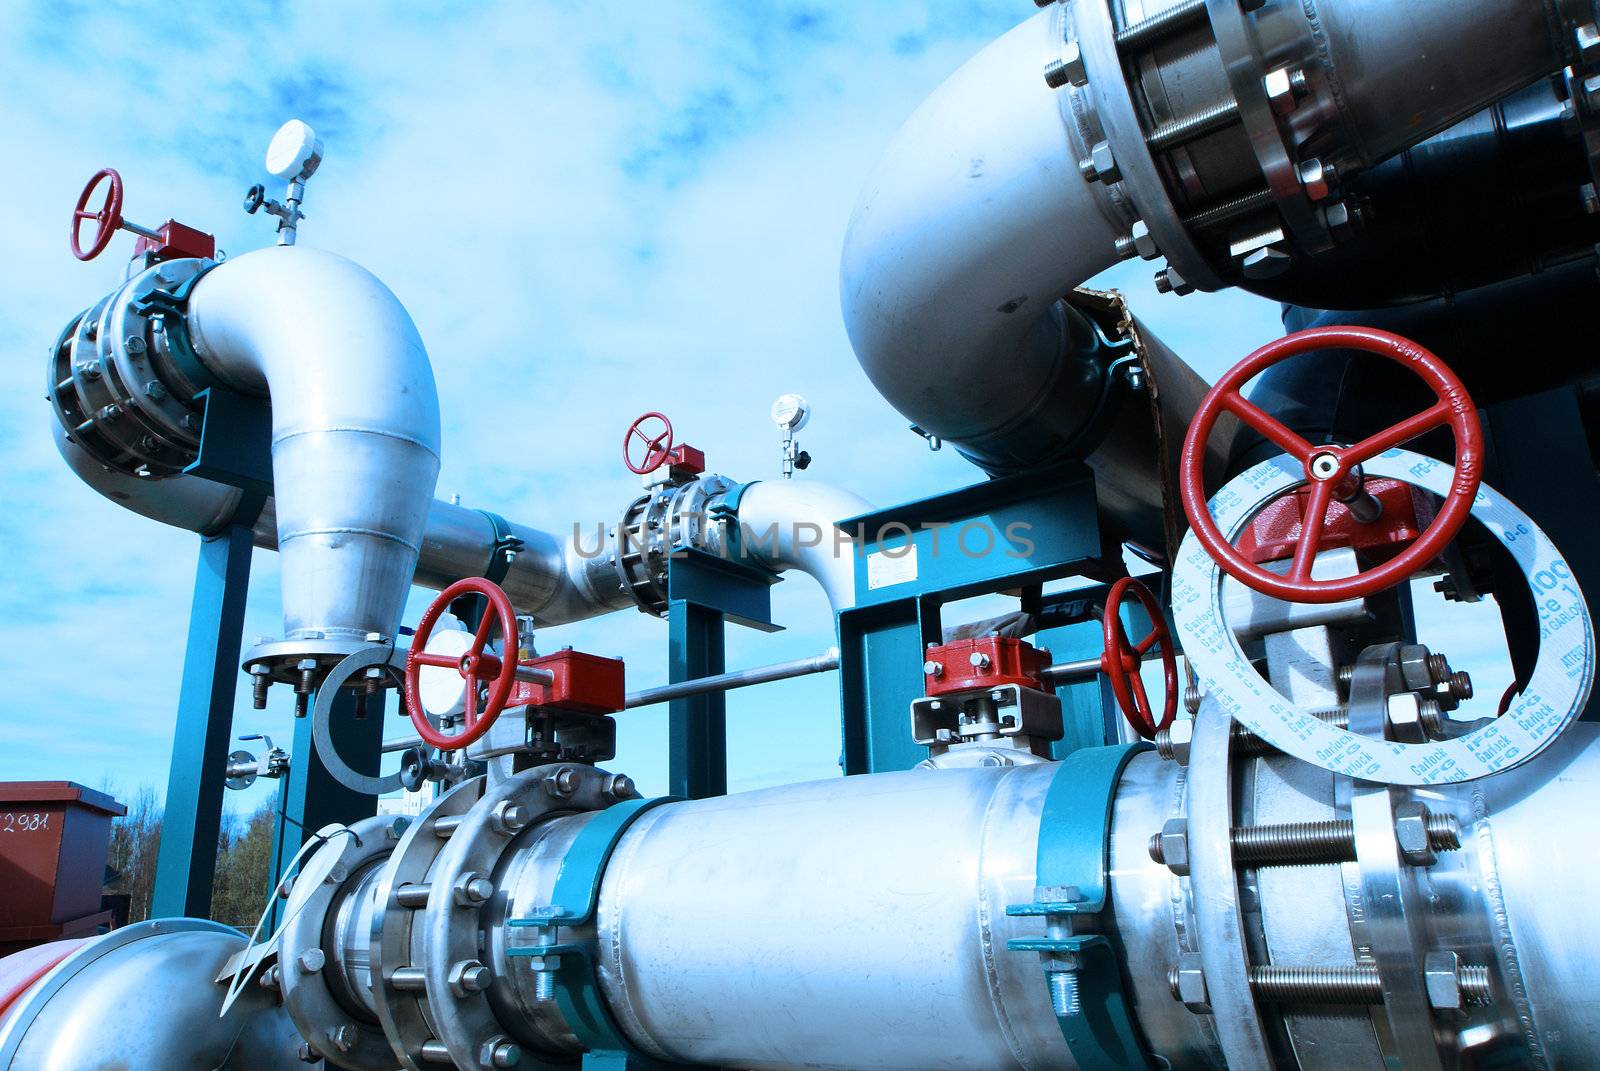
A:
[{"xmin": 1172, "ymin": 449, "xmax": 1594, "ymax": 784}]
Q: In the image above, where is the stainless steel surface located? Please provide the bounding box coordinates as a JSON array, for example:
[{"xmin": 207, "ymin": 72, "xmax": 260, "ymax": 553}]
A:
[
  {"xmin": 185, "ymin": 246, "xmax": 441, "ymax": 647},
  {"xmin": 717, "ymin": 479, "xmax": 871, "ymax": 611},
  {"xmin": 1184, "ymin": 699, "xmax": 1273, "ymax": 1069},
  {"xmin": 279, "ymin": 814, "xmax": 405, "ymax": 1070},
  {"xmin": 419, "ymin": 764, "xmax": 621, "ymax": 1068},
  {"xmin": 0, "ymin": 919, "xmax": 300, "ymax": 1070},
  {"xmin": 592, "ymin": 765, "xmax": 1070, "ymax": 1070},
  {"xmin": 623, "ymin": 649, "xmax": 840, "ymax": 708}
]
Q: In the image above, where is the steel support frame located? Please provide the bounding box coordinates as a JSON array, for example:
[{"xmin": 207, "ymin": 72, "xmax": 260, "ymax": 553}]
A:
[
  {"xmin": 836, "ymin": 463, "xmax": 1121, "ymax": 774},
  {"xmin": 664, "ymin": 549, "xmax": 780, "ymax": 799}
]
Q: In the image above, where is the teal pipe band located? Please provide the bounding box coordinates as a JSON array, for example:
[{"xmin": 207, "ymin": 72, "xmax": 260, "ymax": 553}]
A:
[
  {"xmin": 506, "ymin": 796, "xmax": 690, "ymax": 1067},
  {"xmin": 710, "ymin": 481, "xmax": 755, "ymax": 562},
  {"xmin": 1007, "ymin": 743, "xmax": 1154, "ymax": 1071},
  {"xmin": 473, "ymin": 509, "xmax": 524, "ymax": 586},
  {"xmin": 130, "ymin": 261, "xmax": 222, "ymax": 396}
]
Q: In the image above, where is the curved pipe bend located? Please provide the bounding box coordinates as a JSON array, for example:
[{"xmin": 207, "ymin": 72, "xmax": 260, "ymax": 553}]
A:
[
  {"xmin": 184, "ymin": 246, "xmax": 441, "ymax": 642},
  {"xmin": 730, "ymin": 480, "xmax": 873, "ymax": 613}
]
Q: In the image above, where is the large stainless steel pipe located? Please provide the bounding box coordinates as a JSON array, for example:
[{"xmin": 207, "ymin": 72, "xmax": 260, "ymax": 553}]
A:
[
  {"xmin": 183, "ymin": 246, "xmax": 441, "ymax": 644},
  {"xmin": 842, "ymin": 0, "xmax": 1576, "ymax": 486}
]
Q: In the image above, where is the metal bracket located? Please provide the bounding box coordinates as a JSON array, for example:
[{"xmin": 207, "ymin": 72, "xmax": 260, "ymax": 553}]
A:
[
  {"xmin": 506, "ymin": 797, "xmax": 690, "ymax": 1068},
  {"xmin": 1006, "ymin": 743, "xmax": 1155, "ymax": 1071},
  {"xmin": 473, "ymin": 509, "xmax": 525, "ymax": 586}
]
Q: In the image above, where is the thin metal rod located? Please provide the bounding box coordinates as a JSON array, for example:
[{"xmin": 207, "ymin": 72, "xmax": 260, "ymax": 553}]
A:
[
  {"xmin": 626, "ymin": 650, "xmax": 840, "ymax": 709},
  {"xmin": 1115, "ymin": 0, "xmax": 1208, "ymax": 50},
  {"xmin": 120, "ymin": 219, "xmax": 164, "ymax": 241},
  {"xmin": 383, "ymin": 734, "xmax": 422, "ymax": 754},
  {"xmin": 514, "ymin": 664, "xmax": 555, "ymax": 685},
  {"xmin": 1040, "ymin": 656, "xmax": 1103, "ymax": 682},
  {"xmin": 1147, "ymin": 100, "xmax": 1242, "ymax": 153}
]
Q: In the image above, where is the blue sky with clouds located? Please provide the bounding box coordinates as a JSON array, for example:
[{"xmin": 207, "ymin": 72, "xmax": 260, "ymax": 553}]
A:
[{"xmin": 0, "ymin": 2, "xmax": 1510, "ymax": 815}]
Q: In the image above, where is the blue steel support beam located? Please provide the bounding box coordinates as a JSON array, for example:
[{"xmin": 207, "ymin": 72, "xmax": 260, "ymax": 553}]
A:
[
  {"xmin": 269, "ymin": 688, "xmax": 387, "ymax": 894},
  {"xmin": 151, "ymin": 524, "xmax": 255, "ymax": 919},
  {"xmin": 668, "ymin": 602, "xmax": 728, "ymax": 800}
]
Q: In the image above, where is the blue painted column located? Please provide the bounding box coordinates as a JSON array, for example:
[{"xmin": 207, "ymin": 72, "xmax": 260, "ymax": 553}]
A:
[
  {"xmin": 151, "ymin": 524, "xmax": 255, "ymax": 919},
  {"xmin": 668, "ymin": 602, "xmax": 727, "ymax": 800}
]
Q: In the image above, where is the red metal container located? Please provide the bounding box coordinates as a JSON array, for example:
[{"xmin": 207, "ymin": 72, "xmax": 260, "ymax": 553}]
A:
[{"xmin": 0, "ymin": 782, "xmax": 124, "ymax": 955}]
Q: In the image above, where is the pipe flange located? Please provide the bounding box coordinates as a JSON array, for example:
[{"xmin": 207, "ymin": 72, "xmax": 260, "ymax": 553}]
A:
[
  {"xmin": 243, "ymin": 635, "xmax": 379, "ymax": 686},
  {"xmin": 46, "ymin": 259, "xmax": 214, "ymax": 478},
  {"xmin": 1183, "ymin": 697, "xmax": 1274, "ymax": 1069},
  {"xmin": 370, "ymin": 776, "xmax": 486, "ymax": 1071},
  {"xmin": 1203, "ymin": 0, "xmax": 1334, "ymax": 256},
  {"xmin": 1334, "ymin": 648, "xmax": 1541, "ymax": 1068},
  {"xmin": 279, "ymin": 814, "xmax": 412, "ymax": 1070},
  {"xmin": 419, "ymin": 764, "xmax": 633, "ymax": 1068},
  {"xmin": 1067, "ymin": 0, "xmax": 1224, "ymax": 291},
  {"xmin": 612, "ymin": 475, "xmax": 736, "ymax": 616}
]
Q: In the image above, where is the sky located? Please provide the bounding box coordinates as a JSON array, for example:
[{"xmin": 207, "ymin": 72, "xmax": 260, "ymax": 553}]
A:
[{"xmin": 0, "ymin": 1, "xmax": 1509, "ymax": 816}]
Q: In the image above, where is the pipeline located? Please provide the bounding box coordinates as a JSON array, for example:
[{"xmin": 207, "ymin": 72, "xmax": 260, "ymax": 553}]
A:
[
  {"xmin": 10, "ymin": 724, "xmax": 1597, "ymax": 1068},
  {"xmin": 57, "ymin": 428, "xmax": 869, "ymax": 623},
  {"xmin": 840, "ymin": 0, "xmax": 1578, "ymax": 508}
]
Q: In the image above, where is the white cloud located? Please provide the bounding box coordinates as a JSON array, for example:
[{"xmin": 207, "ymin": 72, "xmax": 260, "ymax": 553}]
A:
[{"xmin": 6, "ymin": 0, "xmax": 1506, "ymax": 812}]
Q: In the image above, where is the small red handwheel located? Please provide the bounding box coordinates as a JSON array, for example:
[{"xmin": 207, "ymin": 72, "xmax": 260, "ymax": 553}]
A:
[
  {"xmin": 623, "ymin": 411, "xmax": 674, "ymax": 474},
  {"xmin": 71, "ymin": 168, "xmax": 125, "ymax": 262},
  {"xmin": 1180, "ymin": 326, "xmax": 1483, "ymax": 604},
  {"xmin": 405, "ymin": 577, "xmax": 519, "ymax": 751},
  {"xmin": 1100, "ymin": 577, "xmax": 1177, "ymax": 739}
]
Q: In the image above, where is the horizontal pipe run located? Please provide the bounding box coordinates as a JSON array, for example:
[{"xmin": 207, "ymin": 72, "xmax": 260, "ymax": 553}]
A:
[{"xmin": 624, "ymin": 651, "xmax": 841, "ymax": 709}]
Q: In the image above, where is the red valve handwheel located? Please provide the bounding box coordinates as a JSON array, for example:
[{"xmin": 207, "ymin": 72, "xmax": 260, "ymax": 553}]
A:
[
  {"xmin": 1179, "ymin": 326, "xmax": 1483, "ymax": 604},
  {"xmin": 70, "ymin": 168, "xmax": 125, "ymax": 262},
  {"xmin": 1100, "ymin": 577, "xmax": 1177, "ymax": 739},
  {"xmin": 405, "ymin": 577, "xmax": 520, "ymax": 751},
  {"xmin": 623, "ymin": 411, "xmax": 674, "ymax": 474}
]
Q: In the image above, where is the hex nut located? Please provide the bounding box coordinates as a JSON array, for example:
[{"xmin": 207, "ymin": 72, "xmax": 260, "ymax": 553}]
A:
[
  {"xmin": 1159, "ymin": 818, "xmax": 1191, "ymax": 876},
  {"xmin": 1154, "ymin": 267, "xmax": 1194, "ymax": 296},
  {"xmin": 1240, "ymin": 245, "xmax": 1291, "ymax": 280},
  {"xmin": 1386, "ymin": 693, "xmax": 1425, "ymax": 742},
  {"xmin": 1298, "ymin": 158, "xmax": 1330, "ymax": 201},
  {"xmin": 1060, "ymin": 40, "xmax": 1088, "ymax": 86},
  {"xmin": 1264, "ymin": 66, "xmax": 1305, "ymax": 116},
  {"xmin": 1175, "ymin": 952, "xmax": 1210, "ymax": 1011},
  {"xmin": 1167, "ymin": 718, "xmax": 1194, "ymax": 766},
  {"xmin": 1131, "ymin": 219, "xmax": 1159, "ymax": 261},
  {"xmin": 606, "ymin": 773, "xmax": 636, "ymax": 800},
  {"xmin": 1425, "ymin": 950, "xmax": 1463, "ymax": 1010},
  {"xmin": 492, "ymin": 800, "xmax": 531, "ymax": 834},
  {"xmin": 1578, "ymin": 22, "xmax": 1600, "ymax": 64},
  {"xmin": 1081, "ymin": 140, "xmax": 1119, "ymax": 184},
  {"xmin": 450, "ymin": 959, "xmax": 492, "ymax": 996},
  {"xmin": 455, "ymin": 872, "xmax": 495, "ymax": 905},
  {"xmin": 482, "ymin": 1036, "xmax": 523, "ymax": 1068},
  {"xmin": 1397, "ymin": 645, "xmax": 1435, "ymax": 691},
  {"xmin": 1324, "ymin": 200, "xmax": 1353, "ymax": 231},
  {"xmin": 1394, "ymin": 801, "xmax": 1437, "ymax": 867},
  {"xmin": 326, "ymin": 1024, "xmax": 359, "ymax": 1053}
]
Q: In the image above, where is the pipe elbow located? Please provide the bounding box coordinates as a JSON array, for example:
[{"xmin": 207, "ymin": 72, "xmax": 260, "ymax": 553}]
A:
[
  {"xmin": 840, "ymin": 8, "xmax": 1123, "ymax": 471},
  {"xmin": 734, "ymin": 480, "xmax": 873, "ymax": 613},
  {"xmin": 186, "ymin": 246, "xmax": 441, "ymax": 642}
]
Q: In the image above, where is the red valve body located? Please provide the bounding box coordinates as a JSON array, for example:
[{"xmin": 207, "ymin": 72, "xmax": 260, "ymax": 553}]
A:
[
  {"xmin": 923, "ymin": 636, "xmax": 1052, "ymax": 697},
  {"xmin": 1236, "ymin": 477, "xmax": 1430, "ymax": 566},
  {"xmin": 132, "ymin": 220, "xmax": 216, "ymax": 264},
  {"xmin": 509, "ymin": 650, "xmax": 627, "ymax": 715}
]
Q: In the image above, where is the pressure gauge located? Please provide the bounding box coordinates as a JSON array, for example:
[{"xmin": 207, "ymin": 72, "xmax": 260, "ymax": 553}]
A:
[
  {"xmin": 771, "ymin": 393, "xmax": 811, "ymax": 433},
  {"xmin": 265, "ymin": 119, "xmax": 324, "ymax": 181}
]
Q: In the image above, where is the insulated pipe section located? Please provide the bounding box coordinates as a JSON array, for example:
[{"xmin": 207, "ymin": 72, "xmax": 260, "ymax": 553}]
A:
[
  {"xmin": 184, "ymin": 246, "xmax": 440, "ymax": 644},
  {"xmin": 840, "ymin": 13, "xmax": 1127, "ymax": 474},
  {"xmin": 846, "ymin": 0, "xmax": 1578, "ymax": 363},
  {"xmin": 588, "ymin": 765, "xmax": 1070, "ymax": 1070}
]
